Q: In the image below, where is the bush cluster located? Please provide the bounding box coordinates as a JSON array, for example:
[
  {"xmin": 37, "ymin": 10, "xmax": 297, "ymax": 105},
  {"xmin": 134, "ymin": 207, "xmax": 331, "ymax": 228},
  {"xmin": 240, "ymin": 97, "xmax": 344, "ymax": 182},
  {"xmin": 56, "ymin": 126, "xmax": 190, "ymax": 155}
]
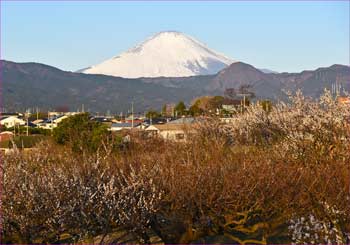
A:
[{"xmin": 2, "ymin": 91, "xmax": 350, "ymax": 244}]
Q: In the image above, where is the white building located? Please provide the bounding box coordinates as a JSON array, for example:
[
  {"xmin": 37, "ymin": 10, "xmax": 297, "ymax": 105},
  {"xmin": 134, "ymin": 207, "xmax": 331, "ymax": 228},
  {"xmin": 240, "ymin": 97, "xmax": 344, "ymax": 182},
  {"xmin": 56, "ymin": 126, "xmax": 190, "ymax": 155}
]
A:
[
  {"xmin": 220, "ymin": 117, "xmax": 236, "ymax": 124},
  {"xmin": 110, "ymin": 122, "xmax": 141, "ymax": 131},
  {"xmin": 37, "ymin": 115, "xmax": 69, "ymax": 129},
  {"xmin": 0, "ymin": 116, "xmax": 26, "ymax": 128},
  {"xmin": 145, "ymin": 124, "xmax": 194, "ymax": 141}
]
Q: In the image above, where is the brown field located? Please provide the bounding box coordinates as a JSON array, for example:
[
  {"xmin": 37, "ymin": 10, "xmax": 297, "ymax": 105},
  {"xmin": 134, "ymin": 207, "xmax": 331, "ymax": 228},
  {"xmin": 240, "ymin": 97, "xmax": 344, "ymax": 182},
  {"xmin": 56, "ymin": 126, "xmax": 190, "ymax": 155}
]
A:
[{"xmin": 2, "ymin": 91, "xmax": 350, "ymax": 244}]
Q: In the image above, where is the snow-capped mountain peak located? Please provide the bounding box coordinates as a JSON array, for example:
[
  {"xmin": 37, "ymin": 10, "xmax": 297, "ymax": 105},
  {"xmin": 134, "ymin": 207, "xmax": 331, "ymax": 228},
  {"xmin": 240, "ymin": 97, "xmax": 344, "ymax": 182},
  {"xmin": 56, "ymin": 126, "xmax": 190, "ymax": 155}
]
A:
[{"xmin": 82, "ymin": 31, "xmax": 235, "ymax": 78}]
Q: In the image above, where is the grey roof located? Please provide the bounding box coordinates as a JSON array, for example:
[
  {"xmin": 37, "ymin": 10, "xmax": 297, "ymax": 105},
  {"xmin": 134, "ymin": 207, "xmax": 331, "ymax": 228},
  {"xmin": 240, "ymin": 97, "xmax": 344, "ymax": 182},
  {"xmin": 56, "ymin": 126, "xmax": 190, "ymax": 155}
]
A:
[
  {"xmin": 93, "ymin": 117, "xmax": 111, "ymax": 122},
  {"xmin": 43, "ymin": 115, "xmax": 66, "ymax": 123},
  {"xmin": 167, "ymin": 117, "xmax": 196, "ymax": 124},
  {"xmin": 1, "ymin": 113, "xmax": 21, "ymax": 116},
  {"xmin": 111, "ymin": 122, "xmax": 140, "ymax": 128}
]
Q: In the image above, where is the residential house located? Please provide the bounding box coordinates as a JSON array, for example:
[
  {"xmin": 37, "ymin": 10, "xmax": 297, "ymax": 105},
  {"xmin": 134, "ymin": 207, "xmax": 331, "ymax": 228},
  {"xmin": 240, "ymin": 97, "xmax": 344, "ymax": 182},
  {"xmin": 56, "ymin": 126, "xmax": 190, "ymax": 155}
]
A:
[
  {"xmin": 145, "ymin": 123, "xmax": 195, "ymax": 141},
  {"xmin": 163, "ymin": 104, "xmax": 176, "ymax": 117},
  {"xmin": 167, "ymin": 117, "xmax": 197, "ymax": 124},
  {"xmin": 220, "ymin": 117, "xmax": 236, "ymax": 123},
  {"xmin": 31, "ymin": 119, "xmax": 44, "ymax": 125},
  {"xmin": 37, "ymin": 115, "xmax": 68, "ymax": 129},
  {"xmin": 0, "ymin": 116, "xmax": 26, "ymax": 128},
  {"xmin": 1, "ymin": 112, "xmax": 23, "ymax": 117},
  {"xmin": 338, "ymin": 96, "xmax": 350, "ymax": 105},
  {"xmin": 222, "ymin": 104, "xmax": 236, "ymax": 112},
  {"xmin": 221, "ymin": 99, "xmax": 242, "ymax": 113},
  {"xmin": 0, "ymin": 131, "xmax": 14, "ymax": 142},
  {"xmin": 92, "ymin": 117, "xmax": 111, "ymax": 122},
  {"xmin": 91, "ymin": 116, "xmax": 113, "ymax": 127},
  {"xmin": 143, "ymin": 117, "xmax": 170, "ymax": 127},
  {"xmin": 125, "ymin": 119, "xmax": 144, "ymax": 125},
  {"xmin": 110, "ymin": 122, "xmax": 141, "ymax": 131}
]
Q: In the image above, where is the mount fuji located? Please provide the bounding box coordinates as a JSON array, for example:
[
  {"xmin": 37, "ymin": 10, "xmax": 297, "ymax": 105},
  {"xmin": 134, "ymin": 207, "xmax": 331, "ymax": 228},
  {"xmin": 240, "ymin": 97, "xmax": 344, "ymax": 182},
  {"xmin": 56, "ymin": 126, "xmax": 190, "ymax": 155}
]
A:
[{"xmin": 81, "ymin": 31, "xmax": 235, "ymax": 78}]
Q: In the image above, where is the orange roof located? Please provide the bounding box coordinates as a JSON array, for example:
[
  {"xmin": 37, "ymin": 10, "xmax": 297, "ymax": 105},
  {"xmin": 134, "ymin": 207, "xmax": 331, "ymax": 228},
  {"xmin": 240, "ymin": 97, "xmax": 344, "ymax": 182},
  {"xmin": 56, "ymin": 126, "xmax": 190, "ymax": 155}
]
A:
[
  {"xmin": 151, "ymin": 123, "xmax": 196, "ymax": 131},
  {"xmin": 338, "ymin": 97, "xmax": 350, "ymax": 104}
]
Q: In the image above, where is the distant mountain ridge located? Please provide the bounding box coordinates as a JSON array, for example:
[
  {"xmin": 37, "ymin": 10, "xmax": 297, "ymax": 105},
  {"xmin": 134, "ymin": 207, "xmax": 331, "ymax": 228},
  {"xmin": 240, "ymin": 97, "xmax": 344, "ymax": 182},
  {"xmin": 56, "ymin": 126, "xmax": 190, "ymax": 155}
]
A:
[
  {"xmin": 1, "ymin": 60, "xmax": 202, "ymax": 112},
  {"xmin": 2, "ymin": 60, "xmax": 349, "ymax": 112}
]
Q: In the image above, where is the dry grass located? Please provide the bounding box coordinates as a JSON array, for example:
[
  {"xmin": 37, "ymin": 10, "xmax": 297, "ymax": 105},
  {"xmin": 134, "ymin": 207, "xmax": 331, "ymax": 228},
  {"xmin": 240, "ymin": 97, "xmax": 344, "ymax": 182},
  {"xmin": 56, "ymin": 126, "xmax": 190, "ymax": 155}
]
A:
[{"xmin": 2, "ymin": 91, "xmax": 350, "ymax": 244}]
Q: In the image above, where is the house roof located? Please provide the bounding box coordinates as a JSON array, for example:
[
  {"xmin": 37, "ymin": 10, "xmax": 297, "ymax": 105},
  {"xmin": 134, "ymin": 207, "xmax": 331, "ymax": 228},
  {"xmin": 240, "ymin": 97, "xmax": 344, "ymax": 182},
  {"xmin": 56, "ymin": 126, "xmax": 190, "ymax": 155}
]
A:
[
  {"xmin": 0, "ymin": 112, "xmax": 22, "ymax": 117},
  {"xmin": 167, "ymin": 117, "xmax": 197, "ymax": 124},
  {"xmin": 0, "ymin": 116, "xmax": 25, "ymax": 122},
  {"xmin": 93, "ymin": 117, "xmax": 112, "ymax": 122},
  {"xmin": 149, "ymin": 123, "xmax": 194, "ymax": 131},
  {"xmin": 43, "ymin": 114, "xmax": 66, "ymax": 123},
  {"xmin": 0, "ymin": 131, "xmax": 14, "ymax": 135},
  {"xmin": 143, "ymin": 118, "xmax": 168, "ymax": 125},
  {"xmin": 125, "ymin": 119, "xmax": 144, "ymax": 124},
  {"xmin": 27, "ymin": 122, "xmax": 36, "ymax": 127},
  {"xmin": 338, "ymin": 96, "xmax": 350, "ymax": 104},
  {"xmin": 111, "ymin": 122, "xmax": 141, "ymax": 128},
  {"xmin": 222, "ymin": 98, "xmax": 242, "ymax": 105},
  {"xmin": 31, "ymin": 119, "xmax": 44, "ymax": 124}
]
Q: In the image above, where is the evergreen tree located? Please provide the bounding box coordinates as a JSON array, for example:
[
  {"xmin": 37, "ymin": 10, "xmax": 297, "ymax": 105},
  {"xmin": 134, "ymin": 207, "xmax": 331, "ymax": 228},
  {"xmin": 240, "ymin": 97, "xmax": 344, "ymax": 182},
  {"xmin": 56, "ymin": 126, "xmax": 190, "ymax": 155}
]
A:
[
  {"xmin": 175, "ymin": 101, "xmax": 186, "ymax": 116},
  {"xmin": 53, "ymin": 113, "xmax": 109, "ymax": 152}
]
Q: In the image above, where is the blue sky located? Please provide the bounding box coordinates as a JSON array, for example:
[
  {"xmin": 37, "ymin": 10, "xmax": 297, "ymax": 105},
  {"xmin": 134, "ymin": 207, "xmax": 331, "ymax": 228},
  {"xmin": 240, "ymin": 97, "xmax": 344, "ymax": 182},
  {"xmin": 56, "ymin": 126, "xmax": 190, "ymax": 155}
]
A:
[{"xmin": 1, "ymin": 1, "xmax": 349, "ymax": 72}]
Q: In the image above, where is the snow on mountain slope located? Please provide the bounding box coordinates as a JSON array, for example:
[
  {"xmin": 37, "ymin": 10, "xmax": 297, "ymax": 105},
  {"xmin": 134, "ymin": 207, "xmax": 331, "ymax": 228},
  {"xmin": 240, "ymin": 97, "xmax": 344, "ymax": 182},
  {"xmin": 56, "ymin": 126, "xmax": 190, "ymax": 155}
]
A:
[
  {"xmin": 259, "ymin": 68, "xmax": 279, "ymax": 74},
  {"xmin": 82, "ymin": 31, "xmax": 235, "ymax": 78}
]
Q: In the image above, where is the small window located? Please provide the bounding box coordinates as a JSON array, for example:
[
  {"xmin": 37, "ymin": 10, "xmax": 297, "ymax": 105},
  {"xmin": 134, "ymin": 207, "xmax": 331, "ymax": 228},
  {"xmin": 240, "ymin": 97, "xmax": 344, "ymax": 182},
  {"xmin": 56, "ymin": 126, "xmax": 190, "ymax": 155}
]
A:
[{"xmin": 175, "ymin": 133, "xmax": 185, "ymax": 140}]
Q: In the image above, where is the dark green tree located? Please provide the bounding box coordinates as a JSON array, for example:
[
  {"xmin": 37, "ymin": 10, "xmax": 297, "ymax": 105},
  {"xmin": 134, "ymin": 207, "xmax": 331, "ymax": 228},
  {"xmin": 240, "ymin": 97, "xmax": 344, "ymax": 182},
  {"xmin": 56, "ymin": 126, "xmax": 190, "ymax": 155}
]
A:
[
  {"xmin": 189, "ymin": 101, "xmax": 203, "ymax": 116},
  {"xmin": 161, "ymin": 104, "xmax": 167, "ymax": 117},
  {"xmin": 146, "ymin": 110, "xmax": 161, "ymax": 119},
  {"xmin": 260, "ymin": 100, "xmax": 272, "ymax": 113},
  {"xmin": 210, "ymin": 96, "xmax": 225, "ymax": 110},
  {"xmin": 53, "ymin": 113, "xmax": 109, "ymax": 152},
  {"xmin": 174, "ymin": 101, "xmax": 186, "ymax": 116},
  {"xmin": 28, "ymin": 112, "xmax": 48, "ymax": 121}
]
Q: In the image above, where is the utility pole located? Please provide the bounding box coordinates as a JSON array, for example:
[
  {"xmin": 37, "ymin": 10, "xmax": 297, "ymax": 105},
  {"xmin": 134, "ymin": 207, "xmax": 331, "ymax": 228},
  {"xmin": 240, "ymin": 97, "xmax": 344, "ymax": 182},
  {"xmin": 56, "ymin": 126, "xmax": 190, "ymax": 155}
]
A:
[
  {"xmin": 26, "ymin": 110, "xmax": 29, "ymax": 136},
  {"xmin": 238, "ymin": 93, "xmax": 251, "ymax": 113},
  {"xmin": 48, "ymin": 110, "xmax": 53, "ymax": 132},
  {"xmin": 36, "ymin": 107, "xmax": 39, "ymax": 120},
  {"xmin": 131, "ymin": 101, "xmax": 134, "ymax": 128},
  {"xmin": 26, "ymin": 117, "xmax": 29, "ymax": 136}
]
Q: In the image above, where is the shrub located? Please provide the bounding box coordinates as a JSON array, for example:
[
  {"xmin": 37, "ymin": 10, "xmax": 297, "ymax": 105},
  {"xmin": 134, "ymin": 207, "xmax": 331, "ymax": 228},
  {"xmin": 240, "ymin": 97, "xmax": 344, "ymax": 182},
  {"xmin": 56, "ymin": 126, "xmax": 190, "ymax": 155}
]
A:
[
  {"xmin": 52, "ymin": 113, "xmax": 112, "ymax": 152},
  {"xmin": 2, "ymin": 91, "xmax": 350, "ymax": 244},
  {"xmin": 0, "ymin": 135, "xmax": 49, "ymax": 148}
]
